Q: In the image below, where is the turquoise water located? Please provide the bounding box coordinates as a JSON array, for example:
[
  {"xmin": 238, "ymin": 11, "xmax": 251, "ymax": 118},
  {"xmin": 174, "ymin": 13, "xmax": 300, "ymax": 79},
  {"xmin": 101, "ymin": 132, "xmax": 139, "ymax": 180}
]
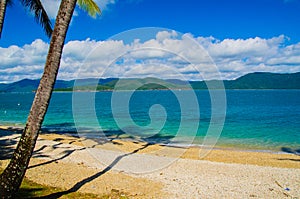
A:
[{"xmin": 0, "ymin": 90, "xmax": 299, "ymax": 151}]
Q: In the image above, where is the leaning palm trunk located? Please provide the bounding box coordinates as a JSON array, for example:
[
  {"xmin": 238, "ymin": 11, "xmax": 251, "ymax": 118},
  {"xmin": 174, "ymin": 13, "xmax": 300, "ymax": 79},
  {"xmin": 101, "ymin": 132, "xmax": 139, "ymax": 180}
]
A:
[
  {"xmin": 0, "ymin": 0, "xmax": 7, "ymax": 38},
  {"xmin": 0, "ymin": 0, "xmax": 77, "ymax": 197}
]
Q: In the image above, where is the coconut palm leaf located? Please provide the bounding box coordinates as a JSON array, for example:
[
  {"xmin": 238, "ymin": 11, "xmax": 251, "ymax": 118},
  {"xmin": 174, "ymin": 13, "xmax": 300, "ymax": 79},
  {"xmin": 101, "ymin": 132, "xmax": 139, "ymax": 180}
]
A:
[
  {"xmin": 20, "ymin": 0, "xmax": 53, "ymax": 37},
  {"xmin": 78, "ymin": 0, "xmax": 101, "ymax": 18}
]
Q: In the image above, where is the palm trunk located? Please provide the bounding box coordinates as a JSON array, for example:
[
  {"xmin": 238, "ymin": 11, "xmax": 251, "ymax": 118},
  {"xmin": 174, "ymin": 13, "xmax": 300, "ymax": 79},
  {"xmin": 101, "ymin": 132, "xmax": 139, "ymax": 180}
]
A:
[
  {"xmin": 0, "ymin": 0, "xmax": 7, "ymax": 38},
  {"xmin": 0, "ymin": 0, "xmax": 77, "ymax": 197}
]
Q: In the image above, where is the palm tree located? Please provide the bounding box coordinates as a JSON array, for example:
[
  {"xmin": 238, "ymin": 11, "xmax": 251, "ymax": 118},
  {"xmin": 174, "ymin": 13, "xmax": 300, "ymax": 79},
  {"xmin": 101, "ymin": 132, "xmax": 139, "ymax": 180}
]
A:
[
  {"xmin": 0, "ymin": 0, "xmax": 52, "ymax": 38},
  {"xmin": 0, "ymin": 0, "xmax": 12, "ymax": 38},
  {"xmin": 0, "ymin": 0, "xmax": 100, "ymax": 197}
]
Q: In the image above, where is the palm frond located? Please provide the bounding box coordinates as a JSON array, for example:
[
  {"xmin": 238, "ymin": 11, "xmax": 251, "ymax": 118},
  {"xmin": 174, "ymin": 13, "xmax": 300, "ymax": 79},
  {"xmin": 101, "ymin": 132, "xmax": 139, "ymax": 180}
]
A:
[
  {"xmin": 77, "ymin": 0, "xmax": 101, "ymax": 18},
  {"xmin": 20, "ymin": 0, "xmax": 53, "ymax": 38}
]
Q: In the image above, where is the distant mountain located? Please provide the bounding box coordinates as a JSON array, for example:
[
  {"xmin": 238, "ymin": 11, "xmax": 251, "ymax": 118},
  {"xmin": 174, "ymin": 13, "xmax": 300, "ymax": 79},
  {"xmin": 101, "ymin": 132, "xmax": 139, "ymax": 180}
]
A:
[
  {"xmin": 0, "ymin": 79, "xmax": 40, "ymax": 92},
  {"xmin": 190, "ymin": 72, "xmax": 300, "ymax": 90},
  {"xmin": 0, "ymin": 72, "xmax": 299, "ymax": 92},
  {"xmin": 0, "ymin": 79, "xmax": 75, "ymax": 92},
  {"xmin": 226, "ymin": 72, "xmax": 300, "ymax": 89}
]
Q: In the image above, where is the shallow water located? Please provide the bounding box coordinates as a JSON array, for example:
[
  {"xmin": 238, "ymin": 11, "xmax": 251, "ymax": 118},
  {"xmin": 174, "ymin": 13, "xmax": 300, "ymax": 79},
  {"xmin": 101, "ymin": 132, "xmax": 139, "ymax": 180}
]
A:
[{"xmin": 0, "ymin": 90, "xmax": 299, "ymax": 151}]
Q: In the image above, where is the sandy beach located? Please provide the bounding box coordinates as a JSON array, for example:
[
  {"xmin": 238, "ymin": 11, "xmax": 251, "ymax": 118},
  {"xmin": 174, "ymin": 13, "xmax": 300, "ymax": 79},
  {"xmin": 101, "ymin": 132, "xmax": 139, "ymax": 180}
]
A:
[{"xmin": 0, "ymin": 126, "xmax": 299, "ymax": 198}]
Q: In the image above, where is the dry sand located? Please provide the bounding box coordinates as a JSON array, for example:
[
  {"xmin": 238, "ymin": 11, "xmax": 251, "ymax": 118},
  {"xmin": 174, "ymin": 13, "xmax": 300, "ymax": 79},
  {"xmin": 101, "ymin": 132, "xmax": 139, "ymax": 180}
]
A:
[{"xmin": 0, "ymin": 126, "xmax": 299, "ymax": 198}]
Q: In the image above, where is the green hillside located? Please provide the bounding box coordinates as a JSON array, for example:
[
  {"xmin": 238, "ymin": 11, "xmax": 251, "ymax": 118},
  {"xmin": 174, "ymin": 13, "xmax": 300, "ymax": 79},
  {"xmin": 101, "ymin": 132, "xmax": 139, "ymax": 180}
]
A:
[{"xmin": 0, "ymin": 72, "xmax": 299, "ymax": 92}]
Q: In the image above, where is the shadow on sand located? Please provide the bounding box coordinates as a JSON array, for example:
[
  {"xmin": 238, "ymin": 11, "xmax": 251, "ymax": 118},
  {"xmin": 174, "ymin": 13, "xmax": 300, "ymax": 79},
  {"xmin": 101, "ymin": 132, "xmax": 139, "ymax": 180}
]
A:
[
  {"xmin": 281, "ymin": 147, "xmax": 300, "ymax": 156},
  {"xmin": 0, "ymin": 127, "xmax": 173, "ymax": 198},
  {"xmin": 278, "ymin": 147, "xmax": 300, "ymax": 162},
  {"xmin": 31, "ymin": 142, "xmax": 153, "ymax": 199},
  {"xmin": 0, "ymin": 128, "xmax": 22, "ymax": 160}
]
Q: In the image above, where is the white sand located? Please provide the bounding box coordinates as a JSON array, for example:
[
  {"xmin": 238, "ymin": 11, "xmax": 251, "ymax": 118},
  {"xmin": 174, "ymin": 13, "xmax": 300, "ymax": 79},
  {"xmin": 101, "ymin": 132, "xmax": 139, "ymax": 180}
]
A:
[
  {"xmin": 1, "ymin": 131, "xmax": 300, "ymax": 198},
  {"xmin": 142, "ymin": 159, "xmax": 300, "ymax": 198}
]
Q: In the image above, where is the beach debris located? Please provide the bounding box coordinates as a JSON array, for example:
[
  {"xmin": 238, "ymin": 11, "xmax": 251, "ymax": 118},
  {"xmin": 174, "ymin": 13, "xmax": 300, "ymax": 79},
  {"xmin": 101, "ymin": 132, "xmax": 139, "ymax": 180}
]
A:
[
  {"xmin": 275, "ymin": 182, "xmax": 290, "ymax": 191},
  {"xmin": 275, "ymin": 180, "xmax": 292, "ymax": 197},
  {"xmin": 275, "ymin": 180, "xmax": 283, "ymax": 188},
  {"xmin": 111, "ymin": 188, "xmax": 120, "ymax": 193},
  {"xmin": 249, "ymin": 194, "xmax": 257, "ymax": 197},
  {"xmin": 77, "ymin": 162, "xmax": 84, "ymax": 166},
  {"xmin": 283, "ymin": 192, "xmax": 290, "ymax": 197}
]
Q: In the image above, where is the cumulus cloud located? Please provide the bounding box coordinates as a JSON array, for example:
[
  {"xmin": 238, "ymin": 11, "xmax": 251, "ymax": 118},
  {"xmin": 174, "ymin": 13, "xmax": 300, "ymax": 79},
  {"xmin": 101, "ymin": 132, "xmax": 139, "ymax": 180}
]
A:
[
  {"xmin": 0, "ymin": 39, "xmax": 48, "ymax": 69},
  {"xmin": 1, "ymin": 31, "xmax": 300, "ymax": 83}
]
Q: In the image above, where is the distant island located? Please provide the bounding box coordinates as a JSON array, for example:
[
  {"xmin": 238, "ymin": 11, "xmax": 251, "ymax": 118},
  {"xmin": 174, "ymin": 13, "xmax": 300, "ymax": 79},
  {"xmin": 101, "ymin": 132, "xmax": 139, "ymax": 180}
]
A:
[{"xmin": 0, "ymin": 72, "xmax": 299, "ymax": 92}]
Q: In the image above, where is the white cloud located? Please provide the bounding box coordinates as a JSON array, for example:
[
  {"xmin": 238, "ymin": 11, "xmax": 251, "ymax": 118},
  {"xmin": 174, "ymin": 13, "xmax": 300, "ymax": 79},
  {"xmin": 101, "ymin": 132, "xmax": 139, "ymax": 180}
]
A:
[
  {"xmin": 203, "ymin": 36, "xmax": 284, "ymax": 59},
  {"xmin": 1, "ymin": 32, "xmax": 300, "ymax": 83},
  {"xmin": 0, "ymin": 39, "xmax": 48, "ymax": 69},
  {"xmin": 156, "ymin": 30, "xmax": 178, "ymax": 42}
]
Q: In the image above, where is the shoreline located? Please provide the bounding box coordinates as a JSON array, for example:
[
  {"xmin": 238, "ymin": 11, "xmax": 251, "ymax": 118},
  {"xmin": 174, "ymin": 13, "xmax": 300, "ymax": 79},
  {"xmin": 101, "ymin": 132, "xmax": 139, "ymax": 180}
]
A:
[
  {"xmin": 1, "ymin": 126, "xmax": 300, "ymax": 198},
  {"xmin": 0, "ymin": 124, "xmax": 296, "ymax": 154},
  {"xmin": 1, "ymin": 125, "xmax": 300, "ymax": 169}
]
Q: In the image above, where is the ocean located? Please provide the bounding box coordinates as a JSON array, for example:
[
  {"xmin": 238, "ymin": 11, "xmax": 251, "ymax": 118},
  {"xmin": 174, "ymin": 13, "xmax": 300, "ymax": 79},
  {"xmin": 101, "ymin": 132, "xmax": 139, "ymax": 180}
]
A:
[{"xmin": 0, "ymin": 90, "xmax": 299, "ymax": 152}]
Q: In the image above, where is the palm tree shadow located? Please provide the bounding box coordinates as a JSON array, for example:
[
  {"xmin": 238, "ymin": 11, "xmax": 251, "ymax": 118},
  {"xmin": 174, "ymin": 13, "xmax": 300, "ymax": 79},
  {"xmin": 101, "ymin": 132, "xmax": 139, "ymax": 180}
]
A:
[
  {"xmin": 281, "ymin": 147, "xmax": 300, "ymax": 156},
  {"xmin": 278, "ymin": 147, "xmax": 300, "ymax": 162},
  {"xmin": 0, "ymin": 138, "xmax": 18, "ymax": 160},
  {"xmin": 29, "ymin": 136, "xmax": 97, "ymax": 169},
  {"xmin": 277, "ymin": 158, "xmax": 300, "ymax": 162},
  {"xmin": 29, "ymin": 148, "xmax": 86, "ymax": 169},
  {"xmin": 0, "ymin": 128, "xmax": 22, "ymax": 160},
  {"xmin": 28, "ymin": 136, "xmax": 88, "ymax": 169},
  {"xmin": 33, "ymin": 142, "xmax": 152, "ymax": 199}
]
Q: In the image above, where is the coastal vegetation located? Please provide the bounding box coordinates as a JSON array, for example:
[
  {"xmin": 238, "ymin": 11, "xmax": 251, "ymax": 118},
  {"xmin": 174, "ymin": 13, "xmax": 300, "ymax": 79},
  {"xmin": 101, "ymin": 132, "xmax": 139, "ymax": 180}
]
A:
[
  {"xmin": 0, "ymin": 168, "xmax": 128, "ymax": 198},
  {"xmin": 0, "ymin": 72, "xmax": 299, "ymax": 92}
]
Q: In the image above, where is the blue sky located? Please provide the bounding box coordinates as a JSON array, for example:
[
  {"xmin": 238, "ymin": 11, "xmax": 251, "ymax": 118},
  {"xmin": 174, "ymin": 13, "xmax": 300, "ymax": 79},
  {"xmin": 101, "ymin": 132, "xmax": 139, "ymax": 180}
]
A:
[{"xmin": 0, "ymin": 0, "xmax": 300, "ymax": 82}]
